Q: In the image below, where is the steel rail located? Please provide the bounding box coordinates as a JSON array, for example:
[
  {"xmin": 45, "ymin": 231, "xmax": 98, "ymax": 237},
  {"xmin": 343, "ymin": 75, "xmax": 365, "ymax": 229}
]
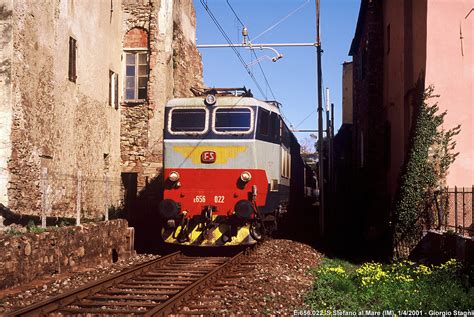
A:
[
  {"xmin": 145, "ymin": 251, "xmax": 245, "ymax": 316},
  {"xmin": 8, "ymin": 251, "xmax": 181, "ymax": 316}
]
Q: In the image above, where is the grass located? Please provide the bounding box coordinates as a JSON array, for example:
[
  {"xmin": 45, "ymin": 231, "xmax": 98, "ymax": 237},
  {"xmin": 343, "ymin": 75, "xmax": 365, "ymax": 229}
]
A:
[
  {"xmin": 27, "ymin": 220, "xmax": 47, "ymax": 234},
  {"xmin": 305, "ymin": 258, "xmax": 474, "ymax": 312}
]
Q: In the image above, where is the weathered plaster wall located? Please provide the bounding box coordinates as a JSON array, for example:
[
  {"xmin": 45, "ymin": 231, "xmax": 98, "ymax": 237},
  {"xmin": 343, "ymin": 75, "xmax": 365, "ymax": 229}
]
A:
[
  {"xmin": 8, "ymin": 0, "xmax": 123, "ymax": 218},
  {"xmin": 0, "ymin": 1, "xmax": 12, "ymax": 206},
  {"xmin": 172, "ymin": 0, "xmax": 203, "ymax": 98},
  {"xmin": 0, "ymin": 220, "xmax": 134, "ymax": 290},
  {"xmin": 425, "ymin": 0, "xmax": 473, "ymax": 187},
  {"xmin": 2, "ymin": 0, "xmax": 203, "ymax": 219}
]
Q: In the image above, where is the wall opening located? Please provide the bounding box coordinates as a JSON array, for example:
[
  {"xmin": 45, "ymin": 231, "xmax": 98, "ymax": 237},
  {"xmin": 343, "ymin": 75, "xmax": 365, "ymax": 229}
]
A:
[{"xmin": 112, "ymin": 248, "xmax": 119, "ymax": 263}]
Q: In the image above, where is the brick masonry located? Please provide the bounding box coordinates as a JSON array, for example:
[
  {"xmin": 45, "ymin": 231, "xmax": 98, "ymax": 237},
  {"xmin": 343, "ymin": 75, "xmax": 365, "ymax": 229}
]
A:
[
  {"xmin": 0, "ymin": 219, "xmax": 134, "ymax": 290},
  {"xmin": 350, "ymin": 0, "xmax": 390, "ymax": 253}
]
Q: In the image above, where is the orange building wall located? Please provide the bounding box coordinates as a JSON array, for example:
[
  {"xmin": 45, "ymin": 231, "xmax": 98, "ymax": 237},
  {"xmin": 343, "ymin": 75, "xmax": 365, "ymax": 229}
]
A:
[
  {"xmin": 425, "ymin": 1, "xmax": 473, "ymax": 187},
  {"xmin": 383, "ymin": 0, "xmax": 473, "ymax": 197},
  {"xmin": 383, "ymin": 0, "xmax": 429, "ymax": 201}
]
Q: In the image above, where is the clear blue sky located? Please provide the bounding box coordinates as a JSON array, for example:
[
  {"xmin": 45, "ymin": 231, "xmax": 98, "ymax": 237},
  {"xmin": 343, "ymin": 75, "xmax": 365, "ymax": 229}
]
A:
[{"xmin": 193, "ymin": 0, "xmax": 360, "ymax": 145}]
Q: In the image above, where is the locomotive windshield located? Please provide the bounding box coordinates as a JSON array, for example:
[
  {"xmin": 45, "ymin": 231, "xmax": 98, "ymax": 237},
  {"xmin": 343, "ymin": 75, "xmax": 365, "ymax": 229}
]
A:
[
  {"xmin": 214, "ymin": 108, "xmax": 252, "ymax": 133},
  {"xmin": 170, "ymin": 108, "xmax": 207, "ymax": 133}
]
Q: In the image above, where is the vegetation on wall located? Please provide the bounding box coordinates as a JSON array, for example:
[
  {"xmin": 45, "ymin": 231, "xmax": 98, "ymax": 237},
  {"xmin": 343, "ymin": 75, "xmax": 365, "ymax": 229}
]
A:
[{"xmin": 392, "ymin": 85, "xmax": 460, "ymax": 258}]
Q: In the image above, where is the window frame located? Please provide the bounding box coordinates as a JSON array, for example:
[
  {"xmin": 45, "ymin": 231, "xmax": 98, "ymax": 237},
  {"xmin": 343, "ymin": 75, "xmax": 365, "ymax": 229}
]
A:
[
  {"xmin": 68, "ymin": 37, "xmax": 77, "ymax": 83},
  {"xmin": 258, "ymin": 108, "xmax": 270, "ymax": 136},
  {"xmin": 211, "ymin": 106, "xmax": 254, "ymax": 135},
  {"xmin": 167, "ymin": 106, "xmax": 209, "ymax": 136},
  {"xmin": 109, "ymin": 70, "xmax": 119, "ymax": 109},
  {"xmin": 123, "ymin": 48, "xmax": 149, "ymax": 103},
  {"xmin": 281, "ymin": 147, "xmax": 291, "ymax": 179}
]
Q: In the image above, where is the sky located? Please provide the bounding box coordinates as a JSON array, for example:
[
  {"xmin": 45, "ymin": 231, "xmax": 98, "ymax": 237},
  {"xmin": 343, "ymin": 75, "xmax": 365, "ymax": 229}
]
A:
[{"xmin": 193, "ymin": 0, "xmax": 360, "ymax": 145}]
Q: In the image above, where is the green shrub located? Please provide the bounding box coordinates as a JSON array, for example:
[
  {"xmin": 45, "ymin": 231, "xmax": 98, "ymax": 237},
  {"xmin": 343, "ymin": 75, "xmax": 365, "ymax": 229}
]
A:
[
  {"xmin": 305, "ymin": 258, "xmax": 474, "ymax": 311},
  {"xmin": 392, "ymin": 85, "xmax": 460, "ymax": 258}
]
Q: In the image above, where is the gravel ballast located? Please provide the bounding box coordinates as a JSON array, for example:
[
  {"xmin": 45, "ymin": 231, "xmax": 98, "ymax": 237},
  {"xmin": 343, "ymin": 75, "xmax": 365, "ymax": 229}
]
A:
[{"xmin": 0, "ymin": 239, "xmax": 322, "ymax": 315}]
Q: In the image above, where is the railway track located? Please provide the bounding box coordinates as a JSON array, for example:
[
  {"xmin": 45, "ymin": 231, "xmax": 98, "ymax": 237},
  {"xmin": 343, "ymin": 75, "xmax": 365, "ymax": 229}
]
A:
[{"xmin": 9, "ymin": 250, "xmax": 247, "ymax": 316}]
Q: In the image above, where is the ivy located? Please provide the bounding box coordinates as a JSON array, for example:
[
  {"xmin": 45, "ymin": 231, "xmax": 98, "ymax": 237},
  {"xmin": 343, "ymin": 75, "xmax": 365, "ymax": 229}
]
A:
[{"xmin": 392, "ymin": 85, "xmax": 460, "ymax": 259}]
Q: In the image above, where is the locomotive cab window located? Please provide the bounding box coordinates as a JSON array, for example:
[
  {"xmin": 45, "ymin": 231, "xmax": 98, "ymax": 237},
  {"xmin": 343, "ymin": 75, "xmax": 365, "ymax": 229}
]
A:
[
  {"xmin": 168, "ymin": 108, "xmax": 208, "ymax": 135},
  {"xmin": 270, "ymin": 113, "xmax": 280, "ymax": 141},
  {"xmin": 213, "ymin": 107, "xmax": 253, "ymax": 134},
  {"xmin": 258, "ymin": 109, "xmax": 270, "ymax": 136}
]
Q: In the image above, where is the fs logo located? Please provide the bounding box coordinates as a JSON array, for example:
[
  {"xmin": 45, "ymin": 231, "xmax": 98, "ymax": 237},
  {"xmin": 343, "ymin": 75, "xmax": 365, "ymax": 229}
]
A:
[{"xmin": 201, "ymin": 151, "xmax": 216, "ymax": 163}]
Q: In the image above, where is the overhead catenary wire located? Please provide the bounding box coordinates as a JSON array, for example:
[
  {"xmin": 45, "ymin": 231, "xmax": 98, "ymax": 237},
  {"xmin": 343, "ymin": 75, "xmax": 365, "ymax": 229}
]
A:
[
  {"xmin": 226, "ymin": 0, "xmax": 245, "ymax": 28},
  {"xmin": 210, "ymin": 0, "xmax": 299, "ymax": 129},
  {"xmin": 226, "ymin": 0, "xmax": 315, "ymax": 131},
  {"xmin": 200, "ymin": 0, "xmax": 267, "ymax": 99},
  {"xmin": 295, "ymin": 57, "xmax": 325, "ymax": 129},
  {"xmin": 226, "ymin": 0, "xmax": 277, "ymax": 101},
  {"xmin": 250, "ymin": 0, "xmax": 310, "ymax": 43},
  {"xmin": 225, "ymin": 1, "xmax": 279, "ymax": 104},
  {"xmin": 225, "ymin": 0, "xmax": 295, "ymax": 129}
]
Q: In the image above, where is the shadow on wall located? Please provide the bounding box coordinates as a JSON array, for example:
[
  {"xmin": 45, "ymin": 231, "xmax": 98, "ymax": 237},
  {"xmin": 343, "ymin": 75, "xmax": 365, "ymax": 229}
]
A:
[{"xmin": 121, "ymin": 172, "xmax": 164, "ymax": 254}]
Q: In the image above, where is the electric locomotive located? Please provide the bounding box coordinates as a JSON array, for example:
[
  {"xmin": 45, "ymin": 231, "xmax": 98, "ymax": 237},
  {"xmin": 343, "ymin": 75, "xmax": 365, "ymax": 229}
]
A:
[{"xmin": 159, "ymin": 87, "xmax": 311, "ymax": 246}]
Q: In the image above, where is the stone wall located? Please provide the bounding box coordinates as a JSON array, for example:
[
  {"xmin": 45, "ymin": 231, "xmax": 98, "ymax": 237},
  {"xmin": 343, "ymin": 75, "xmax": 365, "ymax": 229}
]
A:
[
  {"xmin": 0, "ymin": 0, "xmax": 203, "ymax": 220},
  {"xmin": 0, "ymin": 1, "xmax": 12, "ymax": 207},
  {"xmin": 0, "ymin": 219, "xmax": 134, "ymax": 290},
  {"xmin": 120, "ymin": 0, "xmax": 203, "ymax": 193},
  {"xmin": 172, "ymin": 0, "xmax": 203, "ymax": 98},
  {"xmin": 5, "ymin": 0, "xmax": 123, "ymax": 219}
]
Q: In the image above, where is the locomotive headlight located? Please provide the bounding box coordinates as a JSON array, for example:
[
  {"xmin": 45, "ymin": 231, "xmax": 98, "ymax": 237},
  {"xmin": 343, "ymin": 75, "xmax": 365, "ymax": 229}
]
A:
[
  {"xmin": 205, "ymin": 94, "xmax": 216, "ymax": 105},
  {"xmin": 168, "ymin": 171, "xmax": 180, "ymax": 182},
  {"xmin": 240, "ymin": 171, "xmax": 252, "ymax": 182}
]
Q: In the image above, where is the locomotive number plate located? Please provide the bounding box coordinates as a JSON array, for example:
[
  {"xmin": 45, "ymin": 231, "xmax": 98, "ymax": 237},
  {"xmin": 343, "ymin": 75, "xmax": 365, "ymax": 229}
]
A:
[
  {"xmin": 214, "ymin": 195, "xmax": 225, "ymax": 203},
  {"xmin": 193, "ymin": 195, "xmax": 206, "ymax": 203}
]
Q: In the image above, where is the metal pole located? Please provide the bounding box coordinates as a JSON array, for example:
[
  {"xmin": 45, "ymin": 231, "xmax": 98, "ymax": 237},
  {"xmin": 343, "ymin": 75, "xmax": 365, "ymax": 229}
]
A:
[
  {"xmin": 454, "ymin": 186, "xmax": 458, "ymax": 233},
  {"xmin": 316, "ymin": 0, "xmax": 325, "ymax": 237},
  {"xmin": 326, "ymin": 88, "xmax": 331, "ymax": 195},
  {"xmin": 330, "ymin": 102, "xmax": 335, "ymax": 193},
  {"xmin": 292, "ymin": 129, "xmax": 328, "ymax": 133},
  {"xmin": 197, "ymin": 43, "xmax": 317, "ymax": 48},
  {"xmin": 462, "ymin": 187, "xmax": 465, "ymax": 235}
]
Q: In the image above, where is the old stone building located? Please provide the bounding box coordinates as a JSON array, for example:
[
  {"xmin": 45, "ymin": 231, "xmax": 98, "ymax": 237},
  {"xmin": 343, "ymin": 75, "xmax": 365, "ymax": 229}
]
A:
[{"xmin": 0, "ymin": 0, "xmax": 202, "ymax": 222}]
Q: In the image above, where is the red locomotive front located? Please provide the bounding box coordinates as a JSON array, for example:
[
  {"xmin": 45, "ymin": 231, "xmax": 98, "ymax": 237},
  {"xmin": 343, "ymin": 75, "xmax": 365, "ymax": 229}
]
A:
[{"xmin": 159, "ymin": 89, "xmax": 288, "ymax": 246}]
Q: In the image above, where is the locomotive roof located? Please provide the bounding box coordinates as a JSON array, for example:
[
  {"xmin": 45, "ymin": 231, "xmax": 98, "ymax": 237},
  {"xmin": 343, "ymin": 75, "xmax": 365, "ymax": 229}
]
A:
[{"xmin": 166, "ymin": 96, "xmax": 281, "ymax": 115}]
